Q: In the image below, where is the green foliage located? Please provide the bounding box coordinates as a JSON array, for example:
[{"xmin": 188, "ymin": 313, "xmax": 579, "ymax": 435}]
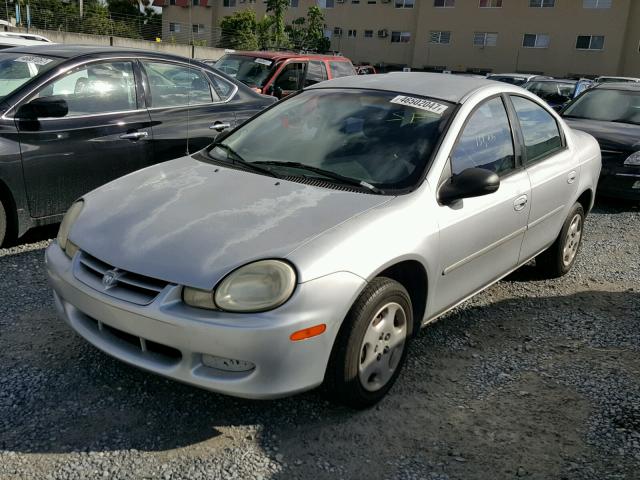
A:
[
  {"xmin": 266, "ymin": 0, "xmax": 290, "ymax": 49},
  {"xmin": 219, "ymin": 9, "xmax": 259, "ymax": 50}
]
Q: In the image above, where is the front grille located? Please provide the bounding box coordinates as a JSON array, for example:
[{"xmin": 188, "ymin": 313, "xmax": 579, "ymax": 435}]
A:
[
  {"xmin": 75, "ymin": 252, "xmax": 169, "ymax": 305},
  {"xmin": 601, "ymin": 149, "xmax": 626, "ymax": 166},
  {"xmin": 81, "ymin": 314, "xmax": 182, "ymax": 364}
]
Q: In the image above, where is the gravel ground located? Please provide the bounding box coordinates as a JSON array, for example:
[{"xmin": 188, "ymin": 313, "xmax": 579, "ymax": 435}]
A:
[{"xmin": 0, "ymin": 199, "xmax": 638, "ymax": 480}]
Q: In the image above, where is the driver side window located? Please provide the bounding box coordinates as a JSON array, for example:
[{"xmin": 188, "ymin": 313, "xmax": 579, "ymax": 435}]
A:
[
  {"xmin": 275, "ymin": 62, "xmax": 305, "ymax": 91},
  {"xmin": 451, "ymin": 97, "xmax": 515, "ymax": 176}
]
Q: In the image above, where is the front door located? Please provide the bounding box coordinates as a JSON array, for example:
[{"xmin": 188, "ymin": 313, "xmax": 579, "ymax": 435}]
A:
[
  {"xmin": 16, "ymin": 60, "xmax": 153, "ymax": 218},
  {"xmin": 431, "ymin": 96, "xmax": 531, "ymax": 316},
  {"xmin": 271, "ymin": 61, "xmax": 306, "ymax": 99},
  {"xmin": 141, "ymin": 60, "xmax": 237, "ymax": 159}
]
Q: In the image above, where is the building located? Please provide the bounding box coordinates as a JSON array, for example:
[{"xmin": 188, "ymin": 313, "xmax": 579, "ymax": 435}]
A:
[{"xmin": 155, "ymin": 0, "xmax": 640, "ymax": 78}]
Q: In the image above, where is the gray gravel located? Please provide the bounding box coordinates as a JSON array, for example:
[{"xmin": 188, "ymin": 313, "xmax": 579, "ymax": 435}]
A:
[{"xmin": 0, "ymin": 199, "xmax": 638, "ymax": 480}]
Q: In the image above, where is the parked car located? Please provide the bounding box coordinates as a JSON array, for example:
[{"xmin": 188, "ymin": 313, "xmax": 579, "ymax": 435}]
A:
[
  {"xmin": 594, "ymin": 76, "xmax": 640, "ymax": 84},
  {"xmin": 561, "ymin": 83, "xmax": 640, "ymax": 201},
  {"xmin": 214, "ymin": 51, "xmax": 356, "ymax": 99},
  {"xmin": 0, "ymin": 32, "xmax": 53, "ymax": 49},
  {"xmin": 47, "ymin": 73, "xmax": 600, "ymax": 407},
  {"xmin": 523, "ymin": 79, "xmax": 579, "ymax": 110},
  {"xmin": 356, "ymin": 65, "xmax": 377, "ymax": 75},
  {"xmin": 0, "ymin": 45, "xmax": 275, "ymax": 246},
  {"xmin": 486, "ymin": 73, "xmax": 552, "ymax": 86}
]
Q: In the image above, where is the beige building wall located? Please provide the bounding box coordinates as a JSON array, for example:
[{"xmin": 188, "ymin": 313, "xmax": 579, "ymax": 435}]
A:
[{"xmin": 160, "ymin": 0, "xmax": 640, "ymax": 77}]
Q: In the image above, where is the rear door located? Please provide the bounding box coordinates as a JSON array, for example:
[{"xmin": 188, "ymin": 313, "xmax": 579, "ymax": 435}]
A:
[
  {"xmin": 141, "ymin": 60, "xmax": 237, "ymax": 159},
  {"xmin": 303, "ymin": 60, "xmax": 328, "ymax": 87},
  {"xmin": 328, "ymin": 60, "xmax": 357, "ymax": 79},
  {"xmin": 15, "ymin": 59, "xmax": 153, "ymax": 218},
  {"xmin": 507, "ymin": 94, "xmax": 579, "ymax": 262},
  {"xmin": 431, "ymin": 96, "xmax": 531, "ymax": 315}
]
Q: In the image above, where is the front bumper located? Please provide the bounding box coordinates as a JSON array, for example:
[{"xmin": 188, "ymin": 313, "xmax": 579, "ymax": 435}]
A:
[
  {"xmin": 45, "ymin": 243, "xmax": 366, "ymax": 399},
  {"xmin": 598, "ymin": 165, "xmax": 640, "ymax": 201}
]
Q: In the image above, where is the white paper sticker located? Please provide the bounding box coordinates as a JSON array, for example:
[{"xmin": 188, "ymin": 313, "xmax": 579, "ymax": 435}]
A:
[
  {"xmin": 390, "ymin": 95, "xmax": 448, "ymax": 115},
  {"xmin": 254, "ymin": 58, "xmax": 272, "ymax": 66},
  {"xmin": 14, "ymin": 55, "xmax": 53, "ymax": 66}
]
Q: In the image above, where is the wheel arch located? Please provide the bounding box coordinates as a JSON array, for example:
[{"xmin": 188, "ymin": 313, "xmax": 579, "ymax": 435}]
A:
[
  {"xmin": 0, "ymin": 178, "xmax": 18, "ymax": 244},
  {"xmin": 576, "ymin": 188, "xmax": 594, "ymax": 215},
  {"xmin": 373, "ymin": 259, "xmax": 429, "ymax": 336}
]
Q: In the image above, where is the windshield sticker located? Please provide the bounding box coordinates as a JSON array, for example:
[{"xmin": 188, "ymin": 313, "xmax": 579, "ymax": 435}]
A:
[
  {"xmin": 390, "ymin": 95, "xmax": 448, "ymax": 115},
  {"xmin": 14, "ymin": 55, "xmax": 53, "ymax": 66},
  {"xmin": 254, "ymin": 58, "xmax": 272, "ymax": 66}
]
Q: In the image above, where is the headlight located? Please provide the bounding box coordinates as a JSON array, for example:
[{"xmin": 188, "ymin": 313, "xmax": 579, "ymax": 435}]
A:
[
  {"xmin": 183, "ymin": 260, "xmax": 297, "ymax": 312},
  {"xmin": 57, "ymin": 200, "xmax": 84, "ymax": 258},
  {"xmin": 623, "ymin": 151, "xmax": 640, "ymax": 166}
]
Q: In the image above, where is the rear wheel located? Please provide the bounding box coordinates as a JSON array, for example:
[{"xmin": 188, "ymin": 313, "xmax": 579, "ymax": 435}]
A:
[
  {"xmin": 324, "ymin": 277, "xmax": 413, "ymax": 409},
  {"xmin": 536, "ymin": 202, "xmax": 585, "ymax": 278},
  {"xmin": 0, "ymin": 198, "xmax": 6, "ymax": 248}
]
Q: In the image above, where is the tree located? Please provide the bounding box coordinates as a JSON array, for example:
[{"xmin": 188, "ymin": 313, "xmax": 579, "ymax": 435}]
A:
[
  {"xmin": 266, "ymin": 0, "xmax": 290, "ymax": 49},
  {"xmin": 256, "ymin": 14, "xmax": 274, "ymax": 50},
  {"xmin": 285, "ymin": 16, "xmax": 305, "ymax": 49},
  {"xmin": 304, "ymin": 5, "xmax": 328, "ymax": 52},
  {"xmin": 219, "ymin": 9, "xmax": 259, "ymax": 50}
]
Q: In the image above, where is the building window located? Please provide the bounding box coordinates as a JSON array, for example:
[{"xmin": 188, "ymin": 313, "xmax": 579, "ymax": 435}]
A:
[
  {"xmin": 192, "ymin": 0, "xmax": 199, "ymax": 5},
  {"xmin": 391, "ymin": 31, "xmax": 411, "ymax": 43},
  {"xmin": 367, "ymin": 0, "xmax": 376, "ymax": 3},
  {"xmin": 333, "ymin": 27, "xmax": 343, "ymax": 37},
  {"xmin": 576, "ymin": 35, "xmax": 605, "ymax": 50},
  {"xmin": 583, "ymin": 0, "xmax": 611, "ymax": 7},
  {"xmin": 169, "ymin": 22, "xmax": 180, "ymax": 32},
  {"xmin": 192, "ymin": 23, "xmax": 205, "ymax": 33},
  {"xmin": 352, "ymin": 0, "xmax": 360, "ymax": 3},
  {"xmin": 434, "ymin": 0, "xmax": 455, "ymax": 6},
  {"xmin": 169, "ymin": 0, "xmax": 176, "ymax": 5},
  {"xmin": 479, "ymin": 0, "xmax": 502, "ymax": 7},
  {"xmin": 223, "ymin": 0, "xmax": 236, "ymax": 6},
  {"xmin": 318, "ymin": 0, "xmax": 335, "ymax": 8},
  {"xmin": 523, "ymin": 33, "xmax": 550, "ymax": 48},
  {"xmin": 348, "ymin": 29, "xmax": 357, "ymax": 38},
  {"xmin": 529, "ymin": 0, "xmax": 554, "ymax": 6},
  {"xmin": 430, "ymin": 31, "xmax": 451, "ymax": 44},
  {"xmin": 364, "ymin": 30, "xmax": 373, "ymax": 38},
  {"xmin": 395, "ymin": 0, "xmax": 414, "ymax": 7},
  {"xmin": 473, "ymin": 32, "xmax": 497, "ymax": 47}
]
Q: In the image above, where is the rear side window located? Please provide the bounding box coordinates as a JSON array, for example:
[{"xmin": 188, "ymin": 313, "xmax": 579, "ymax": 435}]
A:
[
  {"xmin": 451, "ymin": 97, "xmax": 515, "ymax": 176},
  {"xmin": 207, "ymin": 72, "xmax": 236, "ymax": 102},
  {"xmin": 304, "ymin": 60, "xmax": 328, "ymax": 87},
  {"xmin": 329, "ymin": 61, "xmax": 356, "ymax": 79},
  {"xmin": 143, "ymin": 61, "xmax": 213, "ymax": 107},
  {"xmin": 510, "ymin": 96, "xmax": 563, "ymax": 163}
]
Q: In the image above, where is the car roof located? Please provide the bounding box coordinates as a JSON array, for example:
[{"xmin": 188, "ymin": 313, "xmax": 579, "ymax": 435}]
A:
[
  {"xmin": 0, "ymin": 44, "xmax": 198, "ymax": 62},
  {"xmin": 226, "ymin": 50, "xmax": 351, "ymax": 62},
  {"xmin": 593, "ymin": 82, "xmax": 640, "ymax": 91},
  {"xmin": 488, "ymin": 73, "xmax": 534, "ymax": 78},
  {"xmin": 307, "ymin": 72, "xmax": 500, "ymax": 103},
  {"xmin": 596, "ymin": 76, "xmax": 640, "ymax": 81},
  {"xmin": 527, "ymin": 78, "xmax": 576, "ymax": 84}
]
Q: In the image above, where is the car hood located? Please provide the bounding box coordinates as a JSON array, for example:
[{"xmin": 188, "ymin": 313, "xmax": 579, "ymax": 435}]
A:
[
  {"xmin": 563, "ymin": 117, "xmax": 640, "ymax": 153},
  {"xmin": 71, "ymin": 155, "xmax": 390, "ymax": 290}
]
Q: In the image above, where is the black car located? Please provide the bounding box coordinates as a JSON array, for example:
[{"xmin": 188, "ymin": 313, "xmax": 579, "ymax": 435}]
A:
[
  {"xmin": 0, "ymin": 45, "xmax": 275, "ymax": 245},
  {"xmin": 523, "ymin": 79, "xmax": 578, "ymax": 111},
  {"xmin": 561, "ymin": 83, "xmax": 640, "ymax": 201}
]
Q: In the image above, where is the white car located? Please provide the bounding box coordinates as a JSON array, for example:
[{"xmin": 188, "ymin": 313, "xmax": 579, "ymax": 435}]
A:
[
  {"xmin": 46, "ymin": 73, "xmax": 602, "ymax": 407},
  {"xmin": 0, "ymin": 32, "xmax": 52, "ymax": 50}
]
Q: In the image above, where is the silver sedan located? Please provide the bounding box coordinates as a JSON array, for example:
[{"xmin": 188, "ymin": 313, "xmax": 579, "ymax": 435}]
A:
[{"xmin": 46, "ymin": 73, "xmax": 601, "ymax": 408}]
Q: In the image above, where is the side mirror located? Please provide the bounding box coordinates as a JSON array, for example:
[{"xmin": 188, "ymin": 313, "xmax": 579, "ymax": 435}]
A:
[
  {"xmin": 272, "ymin": 85, "xmax": 284, "ymax": 99},
  {"xmin": 438, "ymin": 167, "xmax": 500, "ymax": 204},
  {"xmin": 16, "ymin": 97, "xmax": 68, "ymax": 120}
]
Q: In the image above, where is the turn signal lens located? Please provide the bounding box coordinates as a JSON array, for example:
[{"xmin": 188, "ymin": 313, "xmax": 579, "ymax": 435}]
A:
[{"xmin": 290, "ymin": 324, "xmax": 327, "ymax": 342}]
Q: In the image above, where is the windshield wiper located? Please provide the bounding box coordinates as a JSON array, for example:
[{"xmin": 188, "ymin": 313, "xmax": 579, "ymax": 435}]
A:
[
  {"xmin": 209, "ymin": 143, "xmax": 279, "ymax": 178},
  {"xmin": 254, "ymin": 161, "xmax": 385, "ymax": 194}
]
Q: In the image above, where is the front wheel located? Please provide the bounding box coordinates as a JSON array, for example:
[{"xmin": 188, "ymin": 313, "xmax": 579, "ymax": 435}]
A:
[
  {"xmin": 536, "ymin": 202, "xmax": 585, "ymax": 278},
  {"xmin": 324, "ymin": 277, "xmax": 413, "ymax": 409}
]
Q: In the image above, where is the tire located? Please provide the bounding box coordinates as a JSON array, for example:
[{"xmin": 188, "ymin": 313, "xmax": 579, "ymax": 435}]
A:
[
  {"xmin": 536, "ymin": 202, "xmax": 585, "ymax": 278},
  {"xmin": 0, "ymin": 198, "xmax": 6, "ymax": 248},
  {"xmin": 324, "ymin": 277, "xmax": 414, "ymax": 409}
]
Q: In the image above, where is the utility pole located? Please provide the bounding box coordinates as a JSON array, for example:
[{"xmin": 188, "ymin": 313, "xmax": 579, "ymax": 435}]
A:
[{"xmin": 79, "ymin": 0, "xmax": 83, "ymax": 19}]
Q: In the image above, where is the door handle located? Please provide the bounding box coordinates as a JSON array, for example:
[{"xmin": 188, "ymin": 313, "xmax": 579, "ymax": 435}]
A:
[
  {"xmin": 210, "ymin": 122, "xmax": 232, "ymax": 132},
  {"xmin": 120, "ymin": 131, "xmax": 148, "ymax": 141},
  {"xmin": 513, "ymin": 195, "xmax": 528, "ymax": 211},
  {"xmin": 567, "ymin": 171, "xmax": 577, "ymax": 184}
]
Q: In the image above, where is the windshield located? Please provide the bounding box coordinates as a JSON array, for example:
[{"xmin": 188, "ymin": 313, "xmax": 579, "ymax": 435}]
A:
[
  {"xmin": 0, "ymin": 53, "xmax": 61, "ymax": 101},
  {"xmin": 208, "ymin": 89, "xmax": 454, "ymax": 192},
  {"xmin": 214, "ymin": 54, "xmax": 275, "ymax": 88},
  {"xmin": 563, "ymin": 89, "xmax": 640, "ymax": 125},
  {"xmin": 525, "ymin": 82, "xmax": 575, "ymax": 101}
]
